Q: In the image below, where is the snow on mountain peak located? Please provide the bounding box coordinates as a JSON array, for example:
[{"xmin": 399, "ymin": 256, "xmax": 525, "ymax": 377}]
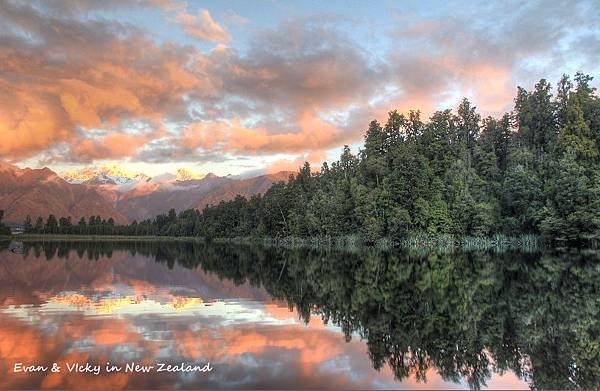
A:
[
  {"xmin": 62, "ymin": 164, "xmax": 150, "ymax": 185},
  {"xmin": 61, "ymin": 165, "xmax": 209, "ymax": 190},
  {"xmin": 175, "ymin": 167, "xmax": 205, "ymax": 181}
]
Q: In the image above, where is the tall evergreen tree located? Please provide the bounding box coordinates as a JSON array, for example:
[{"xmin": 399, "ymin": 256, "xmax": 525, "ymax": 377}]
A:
[{"xmin": 45, "ymin": 215, "xmax": 58, "ymax": 234}]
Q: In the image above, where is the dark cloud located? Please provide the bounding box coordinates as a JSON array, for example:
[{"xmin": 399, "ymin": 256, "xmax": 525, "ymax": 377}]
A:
[{"xmin": 212, "ymin": 20, "xmax": 387, "ymax": 115}]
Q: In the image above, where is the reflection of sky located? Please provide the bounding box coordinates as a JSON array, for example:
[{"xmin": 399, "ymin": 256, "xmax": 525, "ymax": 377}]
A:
[
  {"xmin": 0, "ymin": 249, "xmax": 529, "ymax": 389},
  {"xmin": 4, "ymin": 297, "xmax": 299, "ymax": 326}
]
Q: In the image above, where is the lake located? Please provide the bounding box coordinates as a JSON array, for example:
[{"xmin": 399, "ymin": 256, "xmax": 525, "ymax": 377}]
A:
[{"xmin": 0, "ymin": 240, "xmax": 598, "ymax": 389}]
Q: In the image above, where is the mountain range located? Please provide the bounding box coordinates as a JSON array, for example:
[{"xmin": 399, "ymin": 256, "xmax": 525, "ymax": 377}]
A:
[{"xmin": 0, "ymin": 162, "xmax": 293, "ymax": 224}]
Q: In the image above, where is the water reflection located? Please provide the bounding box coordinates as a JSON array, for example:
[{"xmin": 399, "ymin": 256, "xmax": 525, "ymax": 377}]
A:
[{"xmin": 0, "ymin": 240, "xmax": 598, "ymax": 389}]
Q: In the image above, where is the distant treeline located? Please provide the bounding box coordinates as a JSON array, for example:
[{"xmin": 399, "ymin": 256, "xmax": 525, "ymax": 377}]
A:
[
  {"xmin": 19, "ymin": 214, "xmax": 120, "ymax": 235},
  {"xmin": 12, "ymin": 73, "xmax": 600, "ymax": 242}
]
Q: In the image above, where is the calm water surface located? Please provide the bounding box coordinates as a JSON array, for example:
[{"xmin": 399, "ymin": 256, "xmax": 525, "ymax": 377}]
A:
[{"xmin": 0, "ymin": 240, "xmax": 598, "ymax": 389}]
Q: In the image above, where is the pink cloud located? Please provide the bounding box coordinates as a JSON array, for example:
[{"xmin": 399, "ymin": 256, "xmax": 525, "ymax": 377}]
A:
[
  {"xmin": 179, "ymin": 111, "xmax": 346, "ymax": 156},
  {"xmin": 266, "ymin": 150, "xmax": 328, "ymax": 174}
]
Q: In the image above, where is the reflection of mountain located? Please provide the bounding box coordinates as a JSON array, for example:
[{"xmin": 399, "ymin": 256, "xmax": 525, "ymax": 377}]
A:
[
  {"xmin": 0, "ymin": 241, "xmax": 270, "ymax": 307},
  {"xmin": 0, "ymin": 162, "xmax": 127, "ymax": 224},
  {"xmin": 49, "ymin": 293, "xmax": 206, "ymax": 315},
  {"xmin": 0, "ymin": 248, "xmax": 121, "ymax": 305}
]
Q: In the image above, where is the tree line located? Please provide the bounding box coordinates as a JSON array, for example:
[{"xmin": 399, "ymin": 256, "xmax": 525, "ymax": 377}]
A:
[
  {"xmin": 15, "ymin": 73, "xmax": 600, "ymax": 242},
  {"xmin": 18, "ymin": 214, "xmax": 119, "ymax": 235}
]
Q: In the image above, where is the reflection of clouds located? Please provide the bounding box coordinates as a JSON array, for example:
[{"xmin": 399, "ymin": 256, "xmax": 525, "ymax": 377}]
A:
[
  {"xmin": 7, "ymin": 293, "xmax": 297, "ymax": 326},
  {"xmin": 0, "ymin": 301, "xmax": 405, "ymax": 389},
  {"xmin": 47, "ymin": 294, "xmax": 202, "ymax": 315},
  {"xmin": 0, "ymin": 297, "xmax": 528, "ymax": 389}
]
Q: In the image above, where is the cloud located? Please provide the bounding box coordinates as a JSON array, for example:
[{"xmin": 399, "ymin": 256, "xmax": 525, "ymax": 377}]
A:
[
  {"xmin": 222, "ymin": 10, "xmax": 250, "ymax": 26},
  {"xmin": 1, "ymin": 0, "xmax": 599, "ymax": 170},
  {"xmin": 210, "ymin": 20, "xmax": 387, "ymax": 114},
  {"xmin": 0, "ymin": 3, "xmax": 380, "ymax": 165},
  {"xmin": 266, "ymin": 150, "xmax": 328, "ymax": 174},
  {"xmin": 161, "ymin": 20, "xmax": 389, "ymax": 161},
  {"xmin": 178, "ymin": 113, "xmax": 347, "ymax": 155},
  {"xmin": 69, "ymin": 133, "xmax": 152, "ymax": 162},
  {"xmin": 386, "ymin": 0, "xmax": 600, "ymax": 116},
  {"xmin": 172, "ymin": 8, "xmax": 230, "ymax": 43},
  {"xmin": 0, "ymin": 0, "xmax": 208, "ymax": 162}
]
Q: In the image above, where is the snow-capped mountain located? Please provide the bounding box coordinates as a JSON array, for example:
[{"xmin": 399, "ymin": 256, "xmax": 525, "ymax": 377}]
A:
[
  {"xmin": 2, "ymin": 160, "xmax": 294, "ymax": 223},
  {"xmin": 62, "ymin": 165, "xmax": 206, "ymax": 186},
  {"xmin": 62, "ymin": 164, "xmax": 151, "ymax": 186},
  {"xmin": 175, "ymin": 167, "xmax": 205, "ymax": 181},
  {"xmin": 41, "ymin": 164, "xmax": 294, "ymax": 222},
  {"xmin": 0, "ymin": 163, "xmax": 128, "ymax": 224}
]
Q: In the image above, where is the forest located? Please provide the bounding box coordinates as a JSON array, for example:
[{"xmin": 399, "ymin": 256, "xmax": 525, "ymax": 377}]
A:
[{"xmin": 9, "ymin": 73, "xmax": 600, "ymax": 243}]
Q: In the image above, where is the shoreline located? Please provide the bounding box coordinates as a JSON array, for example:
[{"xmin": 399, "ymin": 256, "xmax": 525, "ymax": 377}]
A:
[
  {"xmin": 2, "ymin": 234, "xmax": 203, "ymax": 242},
  {"xmin": 0, "ymin": 233, "xmax": 551, "ymax": 252}
]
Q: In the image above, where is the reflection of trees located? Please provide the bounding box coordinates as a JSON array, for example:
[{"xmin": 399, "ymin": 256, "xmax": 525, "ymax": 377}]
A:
[
  {"xmin": 12, "ymin": 241, "xmax": 600, "ymax": 389},
  {"xmin": 0, "ymin": 240, "xmax": 10, "ymax": 252},
  {"xmin": 21, "ymin": 240, "xmax": 123, "ymax": 261}
]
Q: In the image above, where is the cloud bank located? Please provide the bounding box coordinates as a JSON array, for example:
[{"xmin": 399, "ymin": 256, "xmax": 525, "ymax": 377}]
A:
[{"xmin": 0, "ymin": 0, "xmax": 598, "ymax": 171}]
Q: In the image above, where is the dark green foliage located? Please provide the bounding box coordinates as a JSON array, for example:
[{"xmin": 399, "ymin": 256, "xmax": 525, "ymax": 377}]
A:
[
  {"xmin": 45, "ymin": 214, "xmax": 58, "ymax": 234},
  {"xmin": 0, "ymin": 210, "xmax": 10, "ymax": 235},
  {"xmin": 34, "ymin": 217, "xmax": 44, "ymax": 233},
  {"xmin": 23, "ymin": 215, "xmax": 33, "ymax": 233}
]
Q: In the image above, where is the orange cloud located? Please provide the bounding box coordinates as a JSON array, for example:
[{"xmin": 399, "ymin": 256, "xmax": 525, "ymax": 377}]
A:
[
  {"xmin": 267, "ymin": 150, "xmax": 328, "ymax": 174},
  {"xmin": 71, "ymin": 133, "xmax": 153, "ymax": 162},
  {"xmin": 0, "ymin": 82, "xmax": 71, "ymax": 159},
  {"xmin": 0, "ymin": 1, "xmax": 206, "ymax": 162},
  {"xmin": 179, "ymin": 111, "xmax": 346, "ymax": 156}
]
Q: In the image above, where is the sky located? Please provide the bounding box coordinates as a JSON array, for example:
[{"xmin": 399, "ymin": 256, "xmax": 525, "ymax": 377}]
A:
[{"xmin": 0, "ymin": 0, "xmax": 599, "ymax": 177}]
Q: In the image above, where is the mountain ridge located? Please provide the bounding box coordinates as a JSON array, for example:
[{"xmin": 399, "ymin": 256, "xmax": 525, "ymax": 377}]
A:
[
  {"xmin": 0, "ymin": 164, "xmax": 128, "ymax": 224},
  {"xmin": 0, "ymin": 162, "xmax": 296, "ymax": 224},
  {"xmin": 193, "ymin": 171, "xmax": 293, "ymax": 211}
]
